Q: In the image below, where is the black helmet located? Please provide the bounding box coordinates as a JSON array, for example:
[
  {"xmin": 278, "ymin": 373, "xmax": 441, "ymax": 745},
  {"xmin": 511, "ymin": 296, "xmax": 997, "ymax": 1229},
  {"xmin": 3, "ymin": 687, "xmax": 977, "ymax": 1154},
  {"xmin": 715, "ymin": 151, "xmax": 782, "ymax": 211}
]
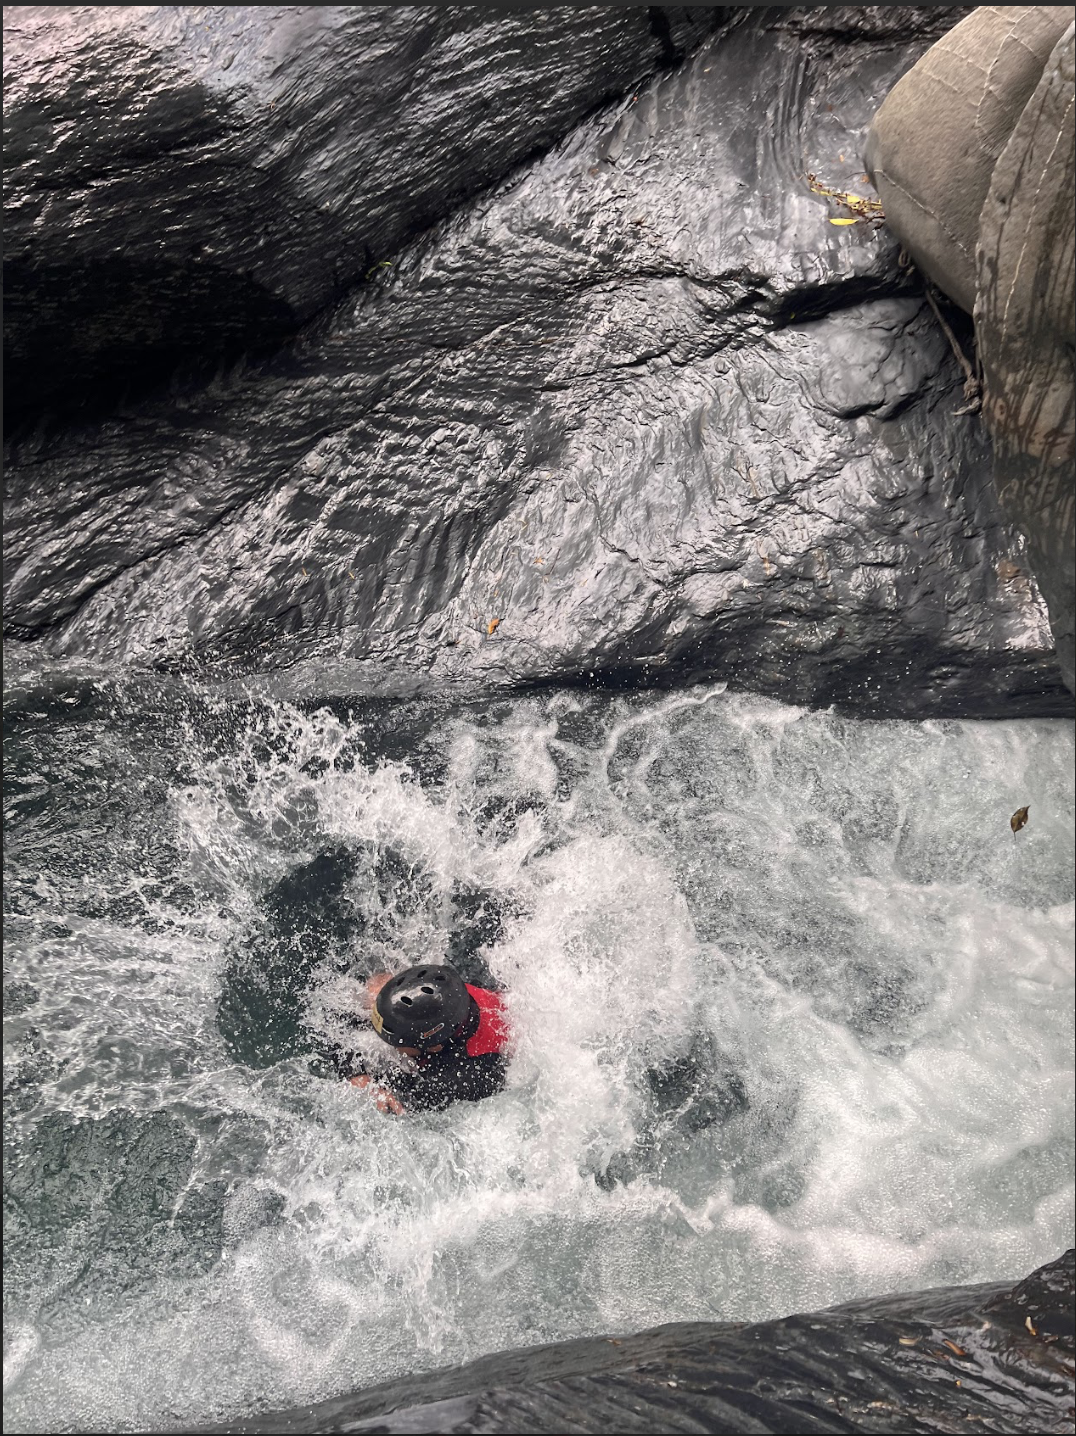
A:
[{"xmin": 372, "ymin": 964, "xmax": 476, "ymax": 1050}]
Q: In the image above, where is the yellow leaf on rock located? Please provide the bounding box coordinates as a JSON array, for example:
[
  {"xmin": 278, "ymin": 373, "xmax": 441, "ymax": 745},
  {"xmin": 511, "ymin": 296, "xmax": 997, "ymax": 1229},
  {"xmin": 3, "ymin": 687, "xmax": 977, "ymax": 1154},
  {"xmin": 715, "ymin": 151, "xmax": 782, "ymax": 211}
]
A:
[{"xmin": 830, "ymin": 217, "xmax": 859, "ymax": 226}]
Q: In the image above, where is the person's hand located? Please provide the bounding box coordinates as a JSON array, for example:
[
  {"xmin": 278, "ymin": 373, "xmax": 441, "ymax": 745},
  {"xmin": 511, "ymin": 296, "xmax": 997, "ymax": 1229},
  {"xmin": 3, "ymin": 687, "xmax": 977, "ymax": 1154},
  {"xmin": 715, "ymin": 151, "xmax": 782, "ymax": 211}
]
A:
[{"xmin": 349, "ymin": 1073, "xmax": 406, "ymax": 1116}]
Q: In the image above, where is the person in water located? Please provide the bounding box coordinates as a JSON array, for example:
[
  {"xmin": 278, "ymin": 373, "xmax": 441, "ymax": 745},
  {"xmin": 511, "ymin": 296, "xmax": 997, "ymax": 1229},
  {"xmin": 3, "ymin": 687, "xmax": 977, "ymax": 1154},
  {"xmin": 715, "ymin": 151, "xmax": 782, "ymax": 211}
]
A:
[{"xmin": 333, "ymin": 963, "xmax": 511, "ymax": 1116}]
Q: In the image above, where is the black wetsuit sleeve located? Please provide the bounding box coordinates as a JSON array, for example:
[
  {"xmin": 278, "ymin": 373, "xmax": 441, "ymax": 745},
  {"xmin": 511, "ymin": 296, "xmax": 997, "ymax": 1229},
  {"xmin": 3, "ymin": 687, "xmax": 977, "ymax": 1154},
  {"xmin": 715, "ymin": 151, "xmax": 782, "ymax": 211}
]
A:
[
  {"xmin": 383, "ymin": 1053, "xmax": 508, "ymax": 1113},
  {"xmin": 307, "ymin": 1031, "xmax": 367, "ymax": 1081},
  {"xmin": 332, "ymin": 1049, "xmax": 367, "ymax": 1080}
]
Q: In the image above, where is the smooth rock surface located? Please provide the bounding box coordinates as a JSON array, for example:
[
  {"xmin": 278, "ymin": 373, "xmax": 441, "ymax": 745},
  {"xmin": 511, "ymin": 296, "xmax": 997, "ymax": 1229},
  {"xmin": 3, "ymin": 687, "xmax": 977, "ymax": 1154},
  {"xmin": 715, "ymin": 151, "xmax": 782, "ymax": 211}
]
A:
[
  {"xmin": 864, "ymin": 5, "xmax": 1073, "ymax": 314},
  {"xmin": 191, "ymin": 1250, "xmax": 1076, "ymax": 1434},
  {"xmin": 2, "ymin": 4, "xmax": 721, "ymax": 429},
  {"xmin": 976, "ymin": 21, "xmax": 1076, "ymax": 693},
  {"xmin": 6, "ymin": 5, "xmax": 1067, "ymax": 717},
  {"xmin": 863, "ymin": 5, "xmax": 1075, "ymax": 695}
]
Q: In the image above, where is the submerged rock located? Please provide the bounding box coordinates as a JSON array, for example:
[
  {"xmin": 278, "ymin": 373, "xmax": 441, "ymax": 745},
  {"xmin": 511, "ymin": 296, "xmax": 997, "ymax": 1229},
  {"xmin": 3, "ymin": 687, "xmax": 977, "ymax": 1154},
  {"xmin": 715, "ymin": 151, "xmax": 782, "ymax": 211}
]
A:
[
  {"xmin": 191, "ymin": 1250, "xmax": 1076, "ymax": 1434},
  {"xmin": 5, "ymin": 5, "xmax": 1066, "ymax": 717},
  {"xmin": 4, "ymin": 1109, "xmax": 227, "ymax": 1326}
]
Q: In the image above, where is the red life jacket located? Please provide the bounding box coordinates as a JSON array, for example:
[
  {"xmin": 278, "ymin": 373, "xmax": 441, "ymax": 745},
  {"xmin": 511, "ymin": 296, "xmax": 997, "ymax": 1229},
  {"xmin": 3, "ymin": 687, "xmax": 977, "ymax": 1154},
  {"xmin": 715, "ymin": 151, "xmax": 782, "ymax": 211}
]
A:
[{"xmin": 465, "ymin": 984, "xmax": 511, "ymax": 1057}]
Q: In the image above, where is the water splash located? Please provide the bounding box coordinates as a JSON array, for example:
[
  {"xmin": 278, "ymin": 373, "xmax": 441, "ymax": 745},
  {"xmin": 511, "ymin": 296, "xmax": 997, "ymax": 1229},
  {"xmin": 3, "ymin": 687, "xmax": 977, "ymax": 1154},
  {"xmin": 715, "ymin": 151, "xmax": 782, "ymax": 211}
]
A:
[{"xmin": 4, "ymin": 680, "xmax": 1073, "ymax": 1432}]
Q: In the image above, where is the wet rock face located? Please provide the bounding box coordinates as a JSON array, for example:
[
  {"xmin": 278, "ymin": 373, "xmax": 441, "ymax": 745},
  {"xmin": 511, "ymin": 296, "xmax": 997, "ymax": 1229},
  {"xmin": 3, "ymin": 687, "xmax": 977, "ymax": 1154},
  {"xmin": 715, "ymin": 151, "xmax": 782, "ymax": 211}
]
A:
[
  {"xmin": 976, "ymin": 21, "xmax": 1076, "ymax": 694},
  {"xmin": 192, "ymin": 1251, "xmax": 1076, "ymax": 1434},
  {"xmin": 3, "ymin": 5, "xmax": 1070, "ymax": 717},
  {"xmin": 2, "ymin": 4, "xmax": 721, "ymax": 429},
  {"xmin": 865, "ymin": 6, "xmax": 1076, "ymax": 694}
]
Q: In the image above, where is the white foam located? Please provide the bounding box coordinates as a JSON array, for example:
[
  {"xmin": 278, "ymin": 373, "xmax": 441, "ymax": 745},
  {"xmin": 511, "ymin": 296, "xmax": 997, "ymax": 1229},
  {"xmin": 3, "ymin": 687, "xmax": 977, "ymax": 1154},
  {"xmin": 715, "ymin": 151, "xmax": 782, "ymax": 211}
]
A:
[{"xmin": 4, "ymin": 687, "xmax": 1073, "ymax": 1432}]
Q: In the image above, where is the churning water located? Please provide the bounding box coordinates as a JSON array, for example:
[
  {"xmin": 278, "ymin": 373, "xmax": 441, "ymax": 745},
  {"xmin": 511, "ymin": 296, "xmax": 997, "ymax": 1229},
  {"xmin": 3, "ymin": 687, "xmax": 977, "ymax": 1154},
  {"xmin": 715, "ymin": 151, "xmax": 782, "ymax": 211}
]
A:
[{"xmin": 3, "ymin": 674, "xmax": 1074, "ymax": 1433}]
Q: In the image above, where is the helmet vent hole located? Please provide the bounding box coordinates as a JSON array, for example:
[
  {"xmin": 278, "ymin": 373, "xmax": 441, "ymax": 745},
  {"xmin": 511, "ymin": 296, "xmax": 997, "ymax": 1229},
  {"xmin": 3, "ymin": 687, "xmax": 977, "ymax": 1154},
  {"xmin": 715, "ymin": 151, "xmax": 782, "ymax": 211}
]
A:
[
  {"xmin": 421, "ymin": 985, "xmax": 434, "ymax": 994},
  {"xmin": 400, "ymin": 996, "xmax": 413, "ymax": 1006},
  {"xmin": 435, "ymin": 973, "xmax": 446, "ymax": 982}
]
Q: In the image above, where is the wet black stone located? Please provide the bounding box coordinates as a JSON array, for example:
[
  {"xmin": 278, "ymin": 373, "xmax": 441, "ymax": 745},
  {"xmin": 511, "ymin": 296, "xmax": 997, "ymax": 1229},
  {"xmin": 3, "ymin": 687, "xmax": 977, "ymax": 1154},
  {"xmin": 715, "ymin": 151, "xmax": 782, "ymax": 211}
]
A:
[
  {"xmin": 4, "ymin": 7, "xmax": 1068, "ymax": 719},
  {"xmin": 187, "ymin": 1251, "xmax": 1076, "ymax": 1435},
  {"xmin": 4, "ymin": 6, "xmax": 721, "ymax": 433}
]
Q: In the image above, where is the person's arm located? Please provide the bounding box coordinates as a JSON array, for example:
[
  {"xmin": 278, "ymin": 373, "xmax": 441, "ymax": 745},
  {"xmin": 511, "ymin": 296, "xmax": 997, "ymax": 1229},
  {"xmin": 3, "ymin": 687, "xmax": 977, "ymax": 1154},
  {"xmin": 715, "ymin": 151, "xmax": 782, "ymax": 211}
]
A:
[
  {"xmin": 445, "ymin": 1053, "xmax": 508, "ymax": 1104},
  {"xmin": 349, "ymin": 1073, "xmax": 406, "ymax": 1116},
  {"xmin": 386, "ymin": 1053, "xmax": 509, "ymax": 1113}
]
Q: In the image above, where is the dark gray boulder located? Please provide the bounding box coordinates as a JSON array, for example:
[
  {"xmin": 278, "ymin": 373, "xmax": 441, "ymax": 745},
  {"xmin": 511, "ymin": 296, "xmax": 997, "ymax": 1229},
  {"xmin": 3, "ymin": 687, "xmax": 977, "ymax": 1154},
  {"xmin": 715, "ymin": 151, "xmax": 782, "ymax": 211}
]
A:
[
  {"xmin": 976, "ymin": 21, "xmax": 1076, "ymax": 692},
  {"xmin": 190, "ymin": 1250, "xmax": 1075, "ymax": 1434},
  {"xmin": 2, "ymin": 4, "xmax": 721, "ymax": 430},
  {"xmin": 6, "ymin": 5, "xmax": 1067, "ymax": 717}
]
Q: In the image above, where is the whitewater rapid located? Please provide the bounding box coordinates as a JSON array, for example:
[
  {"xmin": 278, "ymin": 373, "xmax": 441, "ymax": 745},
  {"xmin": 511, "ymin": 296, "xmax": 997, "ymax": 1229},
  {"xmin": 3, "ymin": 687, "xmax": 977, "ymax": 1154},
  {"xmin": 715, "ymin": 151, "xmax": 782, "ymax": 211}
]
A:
[{"xmin": 4, "ymin": 679, "xmax": 1073, "ymax": 1432}]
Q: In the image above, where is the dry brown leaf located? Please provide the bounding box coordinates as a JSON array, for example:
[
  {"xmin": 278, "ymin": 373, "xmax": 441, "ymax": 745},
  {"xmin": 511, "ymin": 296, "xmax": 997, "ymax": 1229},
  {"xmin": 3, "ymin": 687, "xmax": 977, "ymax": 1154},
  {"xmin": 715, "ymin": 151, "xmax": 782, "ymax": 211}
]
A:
[
  {"xmin": 942, "ymin": 1339, "xmax": 967, "ymax": 1357},
  {"xmin": 1025, "ymin": 1315, "xmax": 1037, "ymax": 1336},
  {"xmin": 1010, "ymin": 805, "xmax": 1030, "ymax": 835},
  {"xmin": 486, "ymin": 618, "xmax": 501, "ymax": 637}
]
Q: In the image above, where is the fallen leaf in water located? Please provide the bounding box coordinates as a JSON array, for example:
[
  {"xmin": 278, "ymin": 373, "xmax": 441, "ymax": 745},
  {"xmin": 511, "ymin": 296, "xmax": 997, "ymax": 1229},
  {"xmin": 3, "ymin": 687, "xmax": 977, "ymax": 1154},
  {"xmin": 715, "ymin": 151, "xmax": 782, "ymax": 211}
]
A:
[
  {"xmin": 806, "ymin": 173, "xmax": 884, "ymax": 221},
  {"xmin": 1025, "ymin": 1316, "xmax": 1038, "ymax": 1336},
  {"xmin": 1011, "ymin": 805, "xmax": 1030, "ymax": 834},
  {"xmin": 942, "ymin": 1339, "xmax": 967, "ymax": 1357},
  {"xmin": 830, "ymin": 217, "xmax": 859, "ymax": 225},
  {"xmin": 898, "ymin": 1336, "xmax": 919, "ymax": 1346},
  {"xmin": 486, "ymin": 618, "xmax": 501, "ymax": 637}
]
